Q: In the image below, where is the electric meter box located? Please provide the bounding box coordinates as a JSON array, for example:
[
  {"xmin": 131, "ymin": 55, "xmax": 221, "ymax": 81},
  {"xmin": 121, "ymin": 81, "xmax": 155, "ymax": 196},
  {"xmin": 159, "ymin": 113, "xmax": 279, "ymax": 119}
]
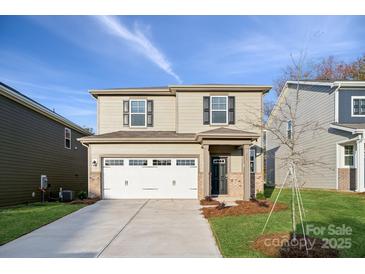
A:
[{"xmin": 40, "ymin": 175, "xmax": 48, "ymax": 189}]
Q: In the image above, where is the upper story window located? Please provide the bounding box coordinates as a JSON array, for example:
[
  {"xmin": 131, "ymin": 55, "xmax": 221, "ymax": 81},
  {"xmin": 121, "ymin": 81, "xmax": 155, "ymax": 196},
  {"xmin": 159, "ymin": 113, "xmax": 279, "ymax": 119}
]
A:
[
  {"xmin": 203, "ymin": 96, "xmax": 235, "ymax": 125},
  {"xmin": 287, "ymin": 120, "xmax": 292, "ymax": 140},
  {"xmin": 352, "ymin": 96, "xmax": 365, "ymax": 116},
  {"xmin": 130, "ymin": 99, "xmax": 147, "ymax": 127},
  {"xmin": 123, "ymin": 99, "xmax": 153, "ymax": 127},
  {"xmin": 344, "ymin": 145, "xmax": 354, "ymax": 166},
  {"xmin": 211, "ymin": 96, "xmax": 228, "ymax": 124},
  {"xmin": 64, "ymin": 128, "xmax": 71, "ymax": 149}
]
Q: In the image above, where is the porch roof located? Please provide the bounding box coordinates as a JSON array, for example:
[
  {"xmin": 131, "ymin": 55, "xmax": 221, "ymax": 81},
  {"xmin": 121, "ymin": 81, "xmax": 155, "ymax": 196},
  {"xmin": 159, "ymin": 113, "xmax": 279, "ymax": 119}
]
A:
[{"xmin": 78, "ymin": 127, "xmax": 259, "ymax": 144}]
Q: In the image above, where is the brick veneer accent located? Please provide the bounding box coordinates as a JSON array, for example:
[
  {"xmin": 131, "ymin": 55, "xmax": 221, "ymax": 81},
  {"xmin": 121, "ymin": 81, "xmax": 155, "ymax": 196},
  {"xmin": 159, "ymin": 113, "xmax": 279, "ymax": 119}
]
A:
[
  {"xmin": 338, "ymin": 168, "xmax": 356, "ymax": 191},
  {"xmin": 89, "ymin": 172, "xmax": 101, "ymax": 198},
  {"xmin": 228, "ymin": 172, "xmax": 244, "ymax": 197}
]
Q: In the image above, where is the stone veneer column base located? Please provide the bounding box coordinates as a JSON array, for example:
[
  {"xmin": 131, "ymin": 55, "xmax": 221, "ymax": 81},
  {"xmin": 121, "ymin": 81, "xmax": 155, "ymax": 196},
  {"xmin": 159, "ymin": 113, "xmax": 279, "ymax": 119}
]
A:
[
  {"xmin": 228, "ymin": 172, "xmax": 244, "ymax": 198},
  {"xmin": 338, "ymin": 168, "xmax": 356, "ymax": 191},
  {"xmin": 89, "ymin": 172, "xmax": 101, "ymax": 198}
]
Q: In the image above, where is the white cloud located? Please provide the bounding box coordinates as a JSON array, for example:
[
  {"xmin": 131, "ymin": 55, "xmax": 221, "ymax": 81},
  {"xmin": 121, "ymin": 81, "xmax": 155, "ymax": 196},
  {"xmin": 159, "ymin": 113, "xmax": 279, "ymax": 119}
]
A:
[{"xmin": 94, "ymin": 16, "xmax": 181, "ymax": 83}]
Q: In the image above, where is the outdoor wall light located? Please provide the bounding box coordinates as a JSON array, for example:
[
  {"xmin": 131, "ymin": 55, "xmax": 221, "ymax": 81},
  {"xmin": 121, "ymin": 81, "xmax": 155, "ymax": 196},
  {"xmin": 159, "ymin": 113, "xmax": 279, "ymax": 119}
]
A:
[{"xmin": 92, "ymin": 159, "xmax": 98, "ymax": 167}]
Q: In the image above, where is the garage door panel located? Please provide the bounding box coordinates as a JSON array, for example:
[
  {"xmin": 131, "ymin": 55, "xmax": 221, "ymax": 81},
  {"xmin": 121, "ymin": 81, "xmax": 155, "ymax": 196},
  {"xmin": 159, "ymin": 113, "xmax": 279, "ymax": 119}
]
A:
[{"xmin": 102, "ymin": 158, "xmax": 198, "ymax": 199}]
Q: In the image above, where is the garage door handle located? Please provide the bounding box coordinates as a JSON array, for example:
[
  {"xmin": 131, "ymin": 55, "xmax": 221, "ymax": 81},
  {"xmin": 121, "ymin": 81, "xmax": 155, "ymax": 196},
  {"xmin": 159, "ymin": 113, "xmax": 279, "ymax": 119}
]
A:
[
  {"xmin": 172, "ymin": 180, "xmax": 176, "ymax": 186},
  {"xmin": 125, "ymin": 180, "xmax": 128, "ymax": 186},
  {"xmin": 190, "ymin": 188, "xmax": 197, "ymax": 190}
]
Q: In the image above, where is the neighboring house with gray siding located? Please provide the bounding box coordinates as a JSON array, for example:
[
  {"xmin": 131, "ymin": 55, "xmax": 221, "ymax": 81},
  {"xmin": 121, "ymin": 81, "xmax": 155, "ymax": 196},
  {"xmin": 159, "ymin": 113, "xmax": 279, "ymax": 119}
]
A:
[
  {"xmin": 266, "ymin": 80, "xmax": 365, "ymax": 192},
  {"xmin": 0, "ymin": 82, "xmax": 90, "ymax": 207}
]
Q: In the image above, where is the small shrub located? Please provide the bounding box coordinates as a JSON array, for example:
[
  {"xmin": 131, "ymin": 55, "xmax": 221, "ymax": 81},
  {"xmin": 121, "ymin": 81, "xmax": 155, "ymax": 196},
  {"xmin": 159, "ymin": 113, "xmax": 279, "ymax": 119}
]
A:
[
  {"xmin": 256, "ymin": 192, "xmax": 266, "ymax": 200},
  {"xmin": 78, "ymin": 191, "xmax": 87, "ymax": 200},
  {"xmin": 216, "ymin": 202, "xmax": 226, "ymax": 210},
  {"xmin": 204, "ymin": 196, "xmax": 213, "ymax": 202}
]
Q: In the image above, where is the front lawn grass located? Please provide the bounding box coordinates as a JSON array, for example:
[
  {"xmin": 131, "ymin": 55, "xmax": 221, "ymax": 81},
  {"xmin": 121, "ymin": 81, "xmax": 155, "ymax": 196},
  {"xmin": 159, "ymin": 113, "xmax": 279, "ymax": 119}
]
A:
[
  {"xmin": 209, "ymin": 188, "xmax": 365, "ymax": 257},
  {"xmin": 0, "ymin": 202, "xmax": 85, "ymax": 245}
]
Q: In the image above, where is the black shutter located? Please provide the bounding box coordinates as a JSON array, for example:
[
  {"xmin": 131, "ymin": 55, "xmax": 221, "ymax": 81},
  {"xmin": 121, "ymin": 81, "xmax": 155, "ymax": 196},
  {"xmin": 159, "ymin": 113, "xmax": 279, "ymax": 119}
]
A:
[
  {"xmin": 228, "ymin": 96, "xmax": 235, "ymax": 124},
  {"xmin": 147, "ymin": 100, "xmax": 153, "ymax": 127},
  {"xmin": 123, "ymin": 100, "xmax": 129, "ymax": 126},
  {"xmin": 203, "ymin": 96, "xmax": 210, "ymax": 125}
]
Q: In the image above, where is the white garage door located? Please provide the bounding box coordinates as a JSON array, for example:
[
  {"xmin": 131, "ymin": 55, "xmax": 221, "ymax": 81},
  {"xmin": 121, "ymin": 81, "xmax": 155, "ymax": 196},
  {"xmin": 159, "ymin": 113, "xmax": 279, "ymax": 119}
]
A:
[{"xmin": 102, "ymin": 158, "xmax": 198, "ymax": 199}]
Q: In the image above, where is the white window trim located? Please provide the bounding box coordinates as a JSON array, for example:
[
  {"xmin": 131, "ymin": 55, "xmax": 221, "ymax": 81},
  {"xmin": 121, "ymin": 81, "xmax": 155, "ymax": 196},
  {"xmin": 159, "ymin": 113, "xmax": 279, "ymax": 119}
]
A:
[
  {"xmin": 210, "ymin": 95, "xmax": 228, "ymax": 125},
  {"xmin": 351, "ymin": 96, "xmax": 365, "ymax": 117},
  {"xmin": 64, "ymin": 128, "xmax": 71, "ymax": 149},
  {"xmin": 129, "ymin": 99, "xmax": 147, "ymax": 128},
  {"xmin": 344, "ymin": 145, "xmax": 355, "ymax": 167}
]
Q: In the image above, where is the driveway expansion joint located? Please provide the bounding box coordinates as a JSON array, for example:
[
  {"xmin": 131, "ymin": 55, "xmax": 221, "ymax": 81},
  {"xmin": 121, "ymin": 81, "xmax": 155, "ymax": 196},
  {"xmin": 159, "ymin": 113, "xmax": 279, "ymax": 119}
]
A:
[{"xmin": 96, "ymin": 199, "xmax": 149, "ymax": 258}]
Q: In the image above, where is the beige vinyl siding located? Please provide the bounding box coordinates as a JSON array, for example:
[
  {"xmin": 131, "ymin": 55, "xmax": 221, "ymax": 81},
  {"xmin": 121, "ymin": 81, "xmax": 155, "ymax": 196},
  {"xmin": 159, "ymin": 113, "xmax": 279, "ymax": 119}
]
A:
[
  {"xmin": 98, "ymin": 96, "xmax": 176, "ymax": 134},
  {"xmin": 176, "ymin": 91, "xmax": 262, "ymax": 134},
  {"xmin": 266, "ymin": 84, "xmax": 352, "ymax": 189},
  {"xmin": 0, "ymin": 95, "xmax": 88, "ymax": 207}
]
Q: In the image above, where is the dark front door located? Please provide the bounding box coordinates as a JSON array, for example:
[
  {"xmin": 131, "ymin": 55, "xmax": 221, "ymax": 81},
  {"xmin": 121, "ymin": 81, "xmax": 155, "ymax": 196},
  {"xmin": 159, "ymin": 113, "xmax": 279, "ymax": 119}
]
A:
[{"xmin": 211, "ymin": 156, "xmax": 228, "ymax": 195}]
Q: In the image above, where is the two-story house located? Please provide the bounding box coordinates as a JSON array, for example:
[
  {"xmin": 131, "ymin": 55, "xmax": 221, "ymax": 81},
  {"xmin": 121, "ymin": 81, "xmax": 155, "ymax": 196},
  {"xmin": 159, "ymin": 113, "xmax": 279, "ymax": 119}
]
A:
[
  {"xmin": 0, "ymin": 82, "xmax": 90, "ymax": 206},
  {"xmin": 79, "ymin": 84, "xmax": 271, "ymax": 201},
  {"xmin": 266, "ymin": 80, "xmax": 365, "ymax": 192}
]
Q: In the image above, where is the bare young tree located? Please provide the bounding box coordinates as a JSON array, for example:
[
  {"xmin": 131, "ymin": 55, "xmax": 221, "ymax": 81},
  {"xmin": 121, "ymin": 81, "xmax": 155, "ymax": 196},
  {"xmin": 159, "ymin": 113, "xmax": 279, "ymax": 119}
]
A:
[{"xmin": 242, "ymin": 50, "xmax": 332, "ymax": 253}]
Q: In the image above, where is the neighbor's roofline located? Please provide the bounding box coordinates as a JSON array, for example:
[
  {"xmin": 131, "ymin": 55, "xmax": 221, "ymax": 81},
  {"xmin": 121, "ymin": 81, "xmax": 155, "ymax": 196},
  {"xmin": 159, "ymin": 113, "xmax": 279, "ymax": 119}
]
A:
[
  {"xmin": 89, "ymin": 84, "xmax": 272, "ymax": 98},
  {"xmin": 267, "ymin": 80, "xmax": 365, "ymax": 126},
  {"xmin": 0, "ymin": 82, "xmax": 91, "ymax": 135},
  {"xmin": 286, "ymin": 80, "xmax": 365, "ymax": 88}
]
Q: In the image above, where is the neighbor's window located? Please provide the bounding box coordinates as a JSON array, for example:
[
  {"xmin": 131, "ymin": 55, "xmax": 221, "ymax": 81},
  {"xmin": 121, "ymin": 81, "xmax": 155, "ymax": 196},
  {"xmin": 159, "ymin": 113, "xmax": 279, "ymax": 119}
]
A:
[
  {"xmin": 250, "ymin": 148, "xmax": 256, "ymax": 173},
  {"xmin": 344, "ymin": 145, "xmax": 354, "ymax": 166},
  {"xmin": 64, "ymin": 128, "xmax": 71, "ymax": 149},
  {"xmin": 352, "ymin": 97, "xmax": 365, "ymax": 116},
  {"xmin": 129, "ymin": 159, "xmax": 148, "ymax": 166},
  {"xmin": 287, "ymin": 120, "xmax": 292, "ymax": 140},
  {"xmin": 211, "ymin": 96, "xmax": 228, "ymax": 124},
  {"xmin": 130, "ymin": 99, "xmax": 146, "ymax": 127}
]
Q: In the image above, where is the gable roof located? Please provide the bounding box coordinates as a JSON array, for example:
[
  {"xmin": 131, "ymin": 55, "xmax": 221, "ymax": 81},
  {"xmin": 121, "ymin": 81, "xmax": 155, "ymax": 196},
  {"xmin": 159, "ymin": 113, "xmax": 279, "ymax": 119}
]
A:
[
  {"xmin": 0, "ymin": 82, "xmax": 91, "ymax": 135},
  {"xmin": 89, "ymin": 84, "xmax": 272, "ymax": 98}
]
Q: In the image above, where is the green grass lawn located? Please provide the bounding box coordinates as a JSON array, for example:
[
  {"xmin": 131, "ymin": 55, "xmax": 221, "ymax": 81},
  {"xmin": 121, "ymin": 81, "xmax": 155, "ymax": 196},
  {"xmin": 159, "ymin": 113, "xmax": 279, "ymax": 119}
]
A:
[
  {"xmin": 209, "ymin": 188, "xmax": 365, "ymax": 257},
  {"xmin": 0, "ymin": 202, "xmax": 85, "ymax": 245}
]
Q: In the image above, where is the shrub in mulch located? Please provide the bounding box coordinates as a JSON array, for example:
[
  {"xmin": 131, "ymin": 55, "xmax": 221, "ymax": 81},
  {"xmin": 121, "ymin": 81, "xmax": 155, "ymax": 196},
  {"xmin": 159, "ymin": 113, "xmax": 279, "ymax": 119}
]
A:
[
  {"xmin": 69, "ymin": 198, "xmax": 99, "ymax": 205},
  {"xmin": 201, "ymin": 199, "xmax": 288, "ymax": 218},
  {"xmin": 200, "ymin": 196, "xmax": 220, "ymax": 206},
  {"xmin": 253, "ymin": 232, "xmax": 339, "ymax": 258}
]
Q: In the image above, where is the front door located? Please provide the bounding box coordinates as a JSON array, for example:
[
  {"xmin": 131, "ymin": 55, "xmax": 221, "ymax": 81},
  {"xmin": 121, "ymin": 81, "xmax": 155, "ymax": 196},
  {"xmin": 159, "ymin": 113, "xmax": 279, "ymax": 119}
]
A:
[{"xmin": 211, "ymin": 156, "xmax": 228, "ymax": 195}]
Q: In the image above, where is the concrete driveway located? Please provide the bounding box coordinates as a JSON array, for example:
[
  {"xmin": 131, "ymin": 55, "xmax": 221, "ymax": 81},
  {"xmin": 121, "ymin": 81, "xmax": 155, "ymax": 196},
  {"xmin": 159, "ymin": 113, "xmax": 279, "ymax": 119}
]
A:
[{"xmin": 0, "ymin": 200, "xmax": 221, "ymax": 258}]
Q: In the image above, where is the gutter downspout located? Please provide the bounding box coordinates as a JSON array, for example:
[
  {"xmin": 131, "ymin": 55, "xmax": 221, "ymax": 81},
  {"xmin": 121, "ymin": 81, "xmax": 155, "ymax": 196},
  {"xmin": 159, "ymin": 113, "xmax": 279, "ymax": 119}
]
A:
[
  {"xmin": 356, "ymin": 134, "xmax": 365, "ymax": 192},
  {"xmin": 80, "ymin": 142, "xmax": 91, "ymax": 197}
]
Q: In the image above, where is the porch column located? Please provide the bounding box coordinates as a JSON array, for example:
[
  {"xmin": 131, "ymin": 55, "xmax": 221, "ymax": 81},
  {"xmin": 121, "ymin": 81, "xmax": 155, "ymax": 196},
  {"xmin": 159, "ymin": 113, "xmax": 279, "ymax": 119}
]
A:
[
  {"xmin": 203, "ymin": 144, "xmax": 210, "ymax": 197},
  {"xmin": 243, "ymin": 144, "xmax": 251, "ymax": 201},
  {"xmin": 356, "ymin": 136, "xmax": 365, "ymax": 192}
]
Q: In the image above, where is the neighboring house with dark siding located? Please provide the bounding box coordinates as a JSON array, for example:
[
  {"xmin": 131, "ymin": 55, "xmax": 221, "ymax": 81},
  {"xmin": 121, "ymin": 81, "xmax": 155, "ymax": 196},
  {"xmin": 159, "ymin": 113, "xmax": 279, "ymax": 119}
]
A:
[
  {"xmin": 266, "ymin": 80, "xmax": 365, "ymax": 192},
  {"xmin": 0, "ymin": 82, "xmax": 90, "ymax": 207}
]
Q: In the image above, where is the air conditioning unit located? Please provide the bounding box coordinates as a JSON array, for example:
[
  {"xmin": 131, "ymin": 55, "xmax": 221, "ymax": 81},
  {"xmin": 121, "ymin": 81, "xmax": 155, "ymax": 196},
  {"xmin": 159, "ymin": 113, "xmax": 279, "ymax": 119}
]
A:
[{"xmin": 62, "ymin": 190, "xmax": 74, "ymax": 202}]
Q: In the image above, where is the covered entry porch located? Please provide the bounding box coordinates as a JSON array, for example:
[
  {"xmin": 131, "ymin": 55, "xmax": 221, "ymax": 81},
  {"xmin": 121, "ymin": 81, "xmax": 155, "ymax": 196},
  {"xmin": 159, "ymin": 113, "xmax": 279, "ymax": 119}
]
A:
[{"xmin": 197, "ymin": 128, "xmax": 262, "ymax": 201}]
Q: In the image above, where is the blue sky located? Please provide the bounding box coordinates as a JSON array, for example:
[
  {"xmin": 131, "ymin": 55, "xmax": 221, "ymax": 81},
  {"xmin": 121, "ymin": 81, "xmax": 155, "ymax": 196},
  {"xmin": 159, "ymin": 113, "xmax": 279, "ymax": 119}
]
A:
[{"xmin": 1, "ymin": 16, "xmax": 364, "ymax": 130}]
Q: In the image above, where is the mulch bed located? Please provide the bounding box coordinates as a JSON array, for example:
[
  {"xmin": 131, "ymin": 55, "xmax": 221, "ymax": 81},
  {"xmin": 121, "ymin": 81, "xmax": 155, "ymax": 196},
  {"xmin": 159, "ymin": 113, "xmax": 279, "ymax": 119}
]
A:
[
  {"xmin": 69, "ymin": 198, "xmax": 99, "ymax": 205},
  {"xmin": 253, "ymin": 232, "xmax": 339, "ymax": 258},
  {"xmin": 201, "ymin": 199, "xmax": 288, "ymax": 218},
  {"xmin": 200, "ymin": 199, "xmax": 220, "ymax": 206}
]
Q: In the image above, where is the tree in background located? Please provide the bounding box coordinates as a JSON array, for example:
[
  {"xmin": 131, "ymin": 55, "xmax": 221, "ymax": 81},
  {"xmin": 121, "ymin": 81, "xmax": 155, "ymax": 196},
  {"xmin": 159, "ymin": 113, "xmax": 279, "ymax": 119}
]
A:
[{"xmin": 273, "ymin": 53, "xmax": 365, "ymax": 97}]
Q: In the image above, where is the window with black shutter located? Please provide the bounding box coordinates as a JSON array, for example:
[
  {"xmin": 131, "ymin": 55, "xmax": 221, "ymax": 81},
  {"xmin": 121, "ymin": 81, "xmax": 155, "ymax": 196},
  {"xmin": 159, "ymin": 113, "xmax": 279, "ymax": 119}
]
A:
[
  {"xmin": 147, "ymin": 100, "xmax": 153, "ymax": 127},
  {"xmin": 203, "ymin": 96, "xmax": 210, "ymax": 124},
  {"xmin": 228, "ymin": 96, "xmax": 235, "ymax": 124},
  {"xmin": 123, "ymin": 100, "xmax": 129, "ymax": 126}
]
